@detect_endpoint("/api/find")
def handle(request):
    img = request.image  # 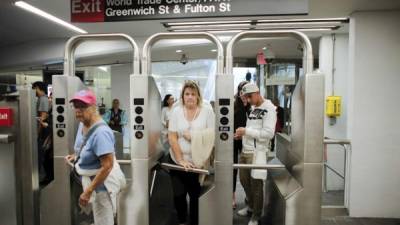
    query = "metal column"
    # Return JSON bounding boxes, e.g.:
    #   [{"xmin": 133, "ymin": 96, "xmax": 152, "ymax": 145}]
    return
[
  {"xmin": 40, "ymin": 33, "xmax": 140, "ymax": 225},
  {"xmin": 0, "ymin": 87, "xmax": 39, "ymax": 225}
]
